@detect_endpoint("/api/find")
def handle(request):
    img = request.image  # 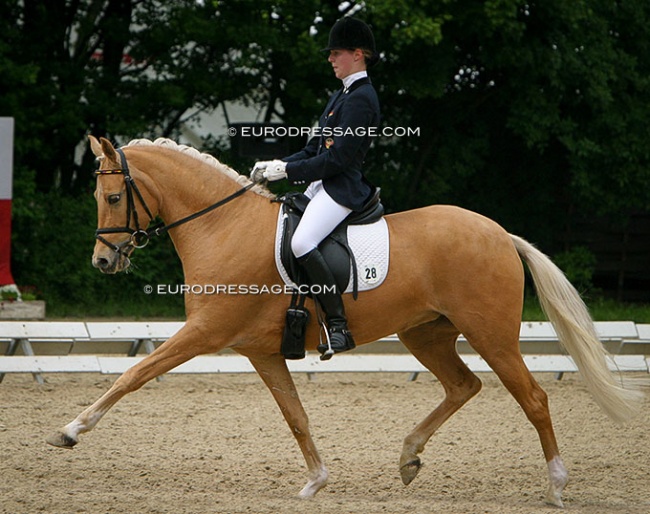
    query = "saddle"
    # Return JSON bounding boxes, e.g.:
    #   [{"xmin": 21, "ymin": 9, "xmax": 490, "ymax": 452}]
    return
[{"xmin": 275, "ymin": 189, "xmax": 384, "ymax": 300}]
